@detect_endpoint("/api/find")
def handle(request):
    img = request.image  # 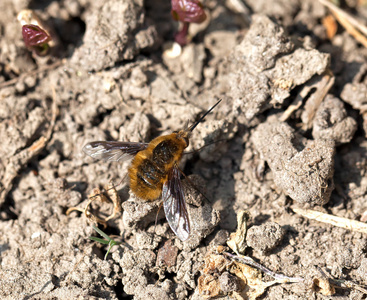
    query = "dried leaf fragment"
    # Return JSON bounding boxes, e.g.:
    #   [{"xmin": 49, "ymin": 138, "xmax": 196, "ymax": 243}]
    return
[
  {"xmin": 229, "ymin": 261, "xmax": 278, "ymax": 300},
  {"xmin": 322, "ymin": 15, "xmax": 338, "ymax": 39},
  {"xmin": 312, "ymin": 277, "xmax": 336, "ymax": 296},
  {"xmin": 202, "ymin": 253, "xmax": 229, "ymax": 274},
  {"xmin": 198, "ymin": 253, "xmax": 231, "ymax": 298},
  {"xmin": 198, "ymin": 274, "xmax": 222, "ymax": 298},
  {"xmin": 227, "ymin": 210, "xmax": 250, "ymax": 254},
  {"xmin": 198, "ymin": 250, "xmax": 280, "ymax": 300}
]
